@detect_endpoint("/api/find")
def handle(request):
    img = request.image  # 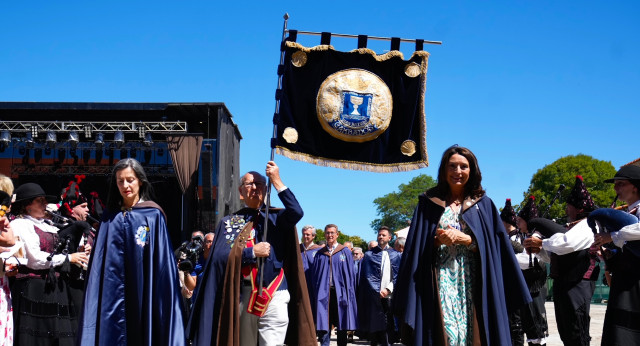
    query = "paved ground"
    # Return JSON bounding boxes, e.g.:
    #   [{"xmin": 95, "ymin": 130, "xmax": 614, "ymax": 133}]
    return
[{"xmin": 328, "ymin": 302, "xmax": 607, "ymax": 345}]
